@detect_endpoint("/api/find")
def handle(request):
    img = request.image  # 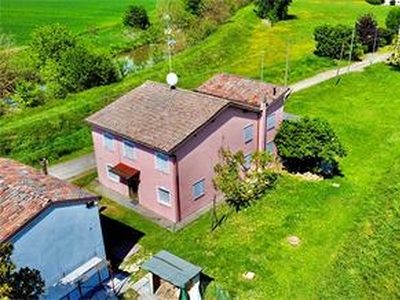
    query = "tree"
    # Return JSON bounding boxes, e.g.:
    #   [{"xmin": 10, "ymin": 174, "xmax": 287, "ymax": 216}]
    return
[
  {"xmin": 0, "ymin": 243, "xmax": 44, "ymax": 299},
  {"xmin": 274, "ymin": 117, "xmax": 346, "ymax": 177},
  {"xmin": 314, "ymin": 24, "xmax": 363, "ymax": 60},
  {"xmin": 386, "ymin": 7, "xmax": 400, "ymax": 36},
  {"xmin": 42, "ymin": 45, "xmax": 120, "ymax": 98},
  {"xmin": 356, "ymin": 13, "xmax": 379, "ymax": 53},
  {"xmin": 0, "ymin": 34, "xmax": 18, "ymax": 99},
  {"xmin": 254, "ymin": 0, "xmax": 292, "ymax": 23},
  {"xmin": 389, "ymin": 34, "xmax": 400, "ymax": 68},
  {"xmin": 123, "ymin": 5, "xmax": 151, "ymax": 30},
  {"xmin": 30, "ymin": 23, "xmax": 76, "ymax": 66},
  {"xmin": 186, "ymin": 0, "xmax": 203, "ymax": 15},
  {"xmin": 213, "ymin": 149, "xmax": 278, "ymax": 211}
]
